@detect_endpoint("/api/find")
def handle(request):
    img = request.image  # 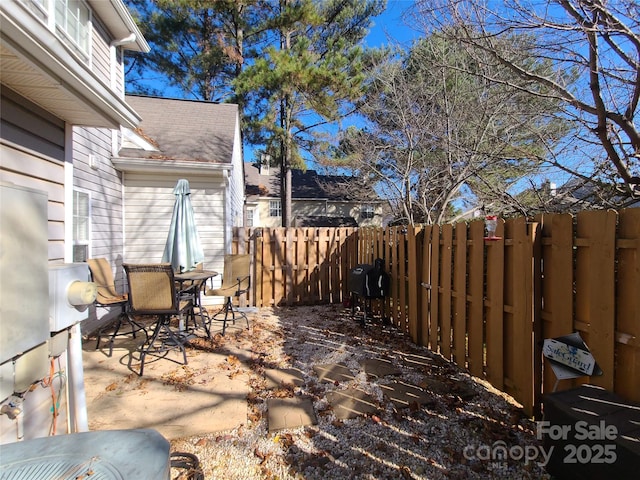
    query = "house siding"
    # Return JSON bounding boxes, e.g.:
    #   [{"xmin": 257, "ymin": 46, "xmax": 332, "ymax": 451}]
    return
[
  {"xmin": 72, "ymin": 127, "xmax": 125, "ymax": 286},
  {"xmin": 1, "ymin": 0, "xmax": 148, "ymax": 446},
  {"xmin": 91, "ymin": 17, "xmax": 112, "ymax": 86},
  {"xmin": 251, "ymin": 197, "xmax": 383, "ymax": 228},
  {"xmin": 72, "ymin": 11, "xmax": 134, "ymax": 330},
  {"xmin": 123, "ymin": 173, "xmax": 226, "ymax": 278}
]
